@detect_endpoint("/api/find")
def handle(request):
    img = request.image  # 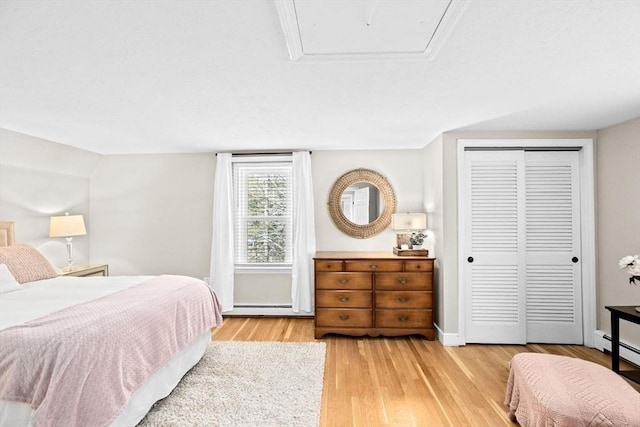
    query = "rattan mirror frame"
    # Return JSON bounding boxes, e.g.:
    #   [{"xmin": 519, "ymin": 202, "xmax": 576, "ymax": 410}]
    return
[{"xmin": 327, "ymin": 168, "xmax": 397, "ymax": 239}]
